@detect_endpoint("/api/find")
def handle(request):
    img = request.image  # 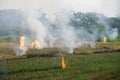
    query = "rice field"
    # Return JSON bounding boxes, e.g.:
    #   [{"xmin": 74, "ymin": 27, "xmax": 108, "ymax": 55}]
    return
[{"xmin": 0, "ymin": 42, "xmax": 120, "ymax": 80}]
